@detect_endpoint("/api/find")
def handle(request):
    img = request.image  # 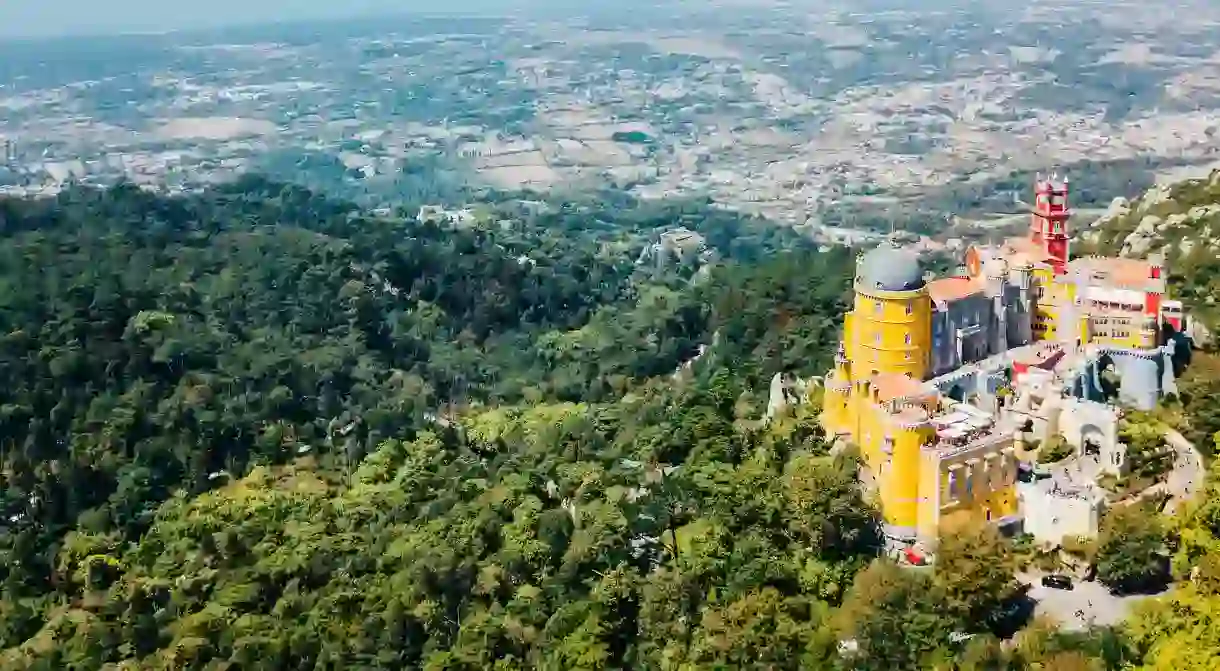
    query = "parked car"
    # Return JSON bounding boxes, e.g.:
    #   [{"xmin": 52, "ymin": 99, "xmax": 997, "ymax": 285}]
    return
[{"xmin": 1041, "ymin": 574, "xmax": 1073, "ymax": 590}]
